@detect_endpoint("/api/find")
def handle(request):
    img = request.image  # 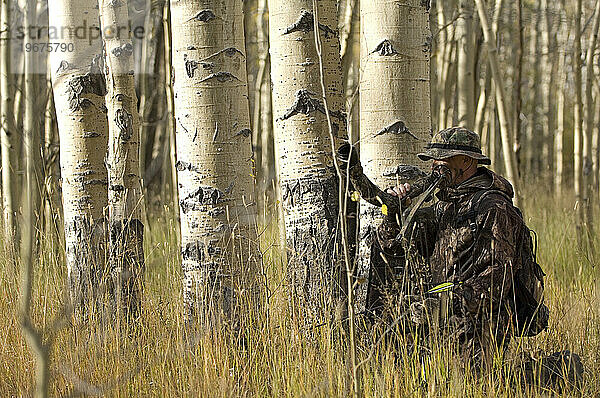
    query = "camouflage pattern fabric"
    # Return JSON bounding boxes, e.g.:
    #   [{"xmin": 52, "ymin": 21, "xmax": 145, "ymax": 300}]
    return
[
  {"xmin": 418, "ymin": 126, "xmax": 491, "ymax": 165},
  {"xmin": 368, "ymin": 167, "xmax": 529, "ymax": 369}
]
